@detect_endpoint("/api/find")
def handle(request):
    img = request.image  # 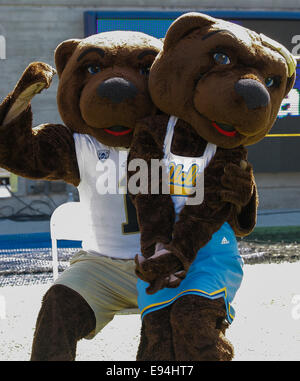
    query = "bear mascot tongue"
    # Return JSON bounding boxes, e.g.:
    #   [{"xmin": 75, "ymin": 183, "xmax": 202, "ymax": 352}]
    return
[
  {"xmin": 127, "ymin": 12, "xmax": 297, "ymax": 361},
  {"xmin": 0, "ymin": 30, "xmax": 162, "ymax": 361}
]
